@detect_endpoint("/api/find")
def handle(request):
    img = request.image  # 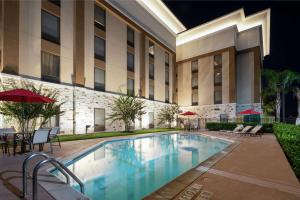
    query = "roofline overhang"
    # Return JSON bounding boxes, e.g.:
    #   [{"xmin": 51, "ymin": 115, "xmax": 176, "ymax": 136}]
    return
[
  {"xmin": 137, "ymin": 0, "xmax": 187, "ymax": 35},
  {"xmin": 176, "ymin": 8, "xmax": 271, "ymax": 56}
]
